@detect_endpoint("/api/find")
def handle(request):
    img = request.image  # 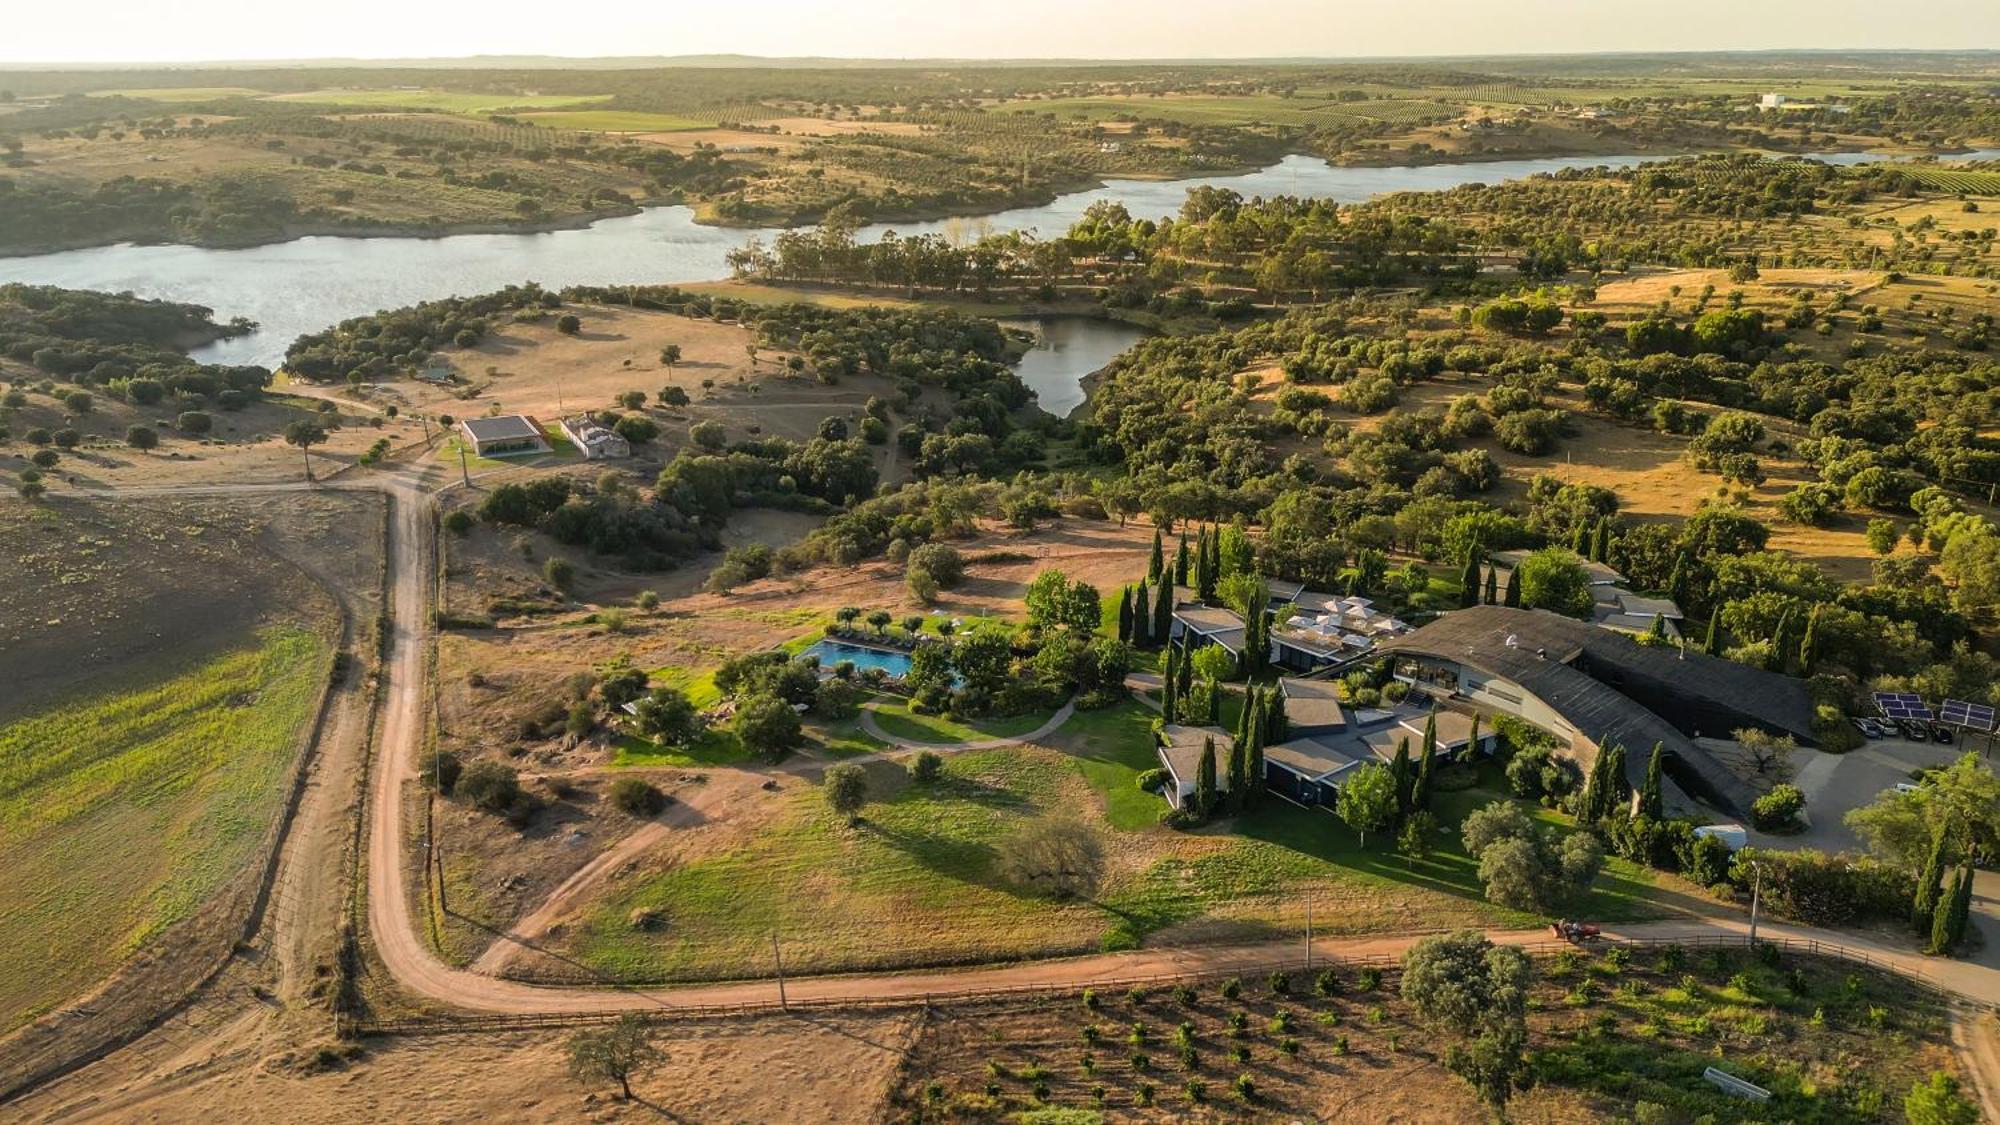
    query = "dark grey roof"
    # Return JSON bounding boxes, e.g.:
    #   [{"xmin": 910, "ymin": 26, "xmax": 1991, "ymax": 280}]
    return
[
  {"xmin": 461, "ymin": 414, "xmax": 542, "ymax": 442},
  {"xmin": 1379, "ymin": 606, "xmax": 1817, "ymax": 816},
  {"xmin": 1279, "ymin": 677, "xmax": 1346, "ymax": 729}
]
